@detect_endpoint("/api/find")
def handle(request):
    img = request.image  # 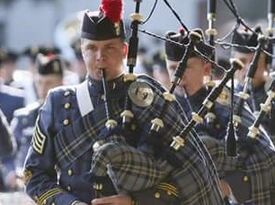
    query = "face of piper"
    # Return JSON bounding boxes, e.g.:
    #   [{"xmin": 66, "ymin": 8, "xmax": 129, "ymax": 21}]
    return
[
  {"xmin": 232, "ymin": 51, "xmax": 268, "ymax": 88},
  {"xmin": 34, "ymin": 73, "xmax": 63, "ymax": 101},
  {"xmin": 166, "ymin": 57, "xmax": 211, "ymax": 96},
  {"xmin": 81, "ymin": 38, "xmax": 128, "ymax": 81}
]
